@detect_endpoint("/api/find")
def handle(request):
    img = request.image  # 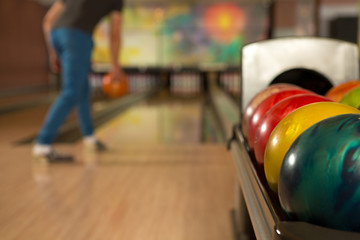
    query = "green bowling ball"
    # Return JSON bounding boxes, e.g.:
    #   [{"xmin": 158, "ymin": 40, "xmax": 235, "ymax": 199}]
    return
[
  {"xmin": 340, "ymin": 86, "xmax": 360, "ymax": 109},
  {"xmin": 279, "ymin": 114, "xmax": 360, "ymax": 232}
]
